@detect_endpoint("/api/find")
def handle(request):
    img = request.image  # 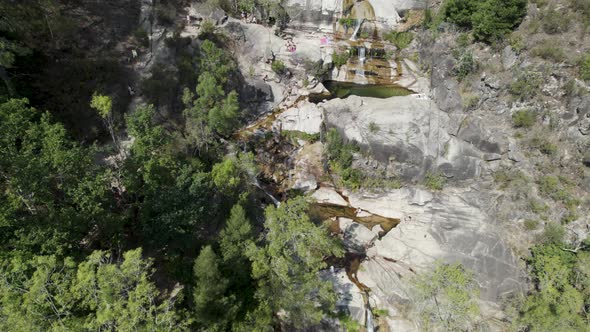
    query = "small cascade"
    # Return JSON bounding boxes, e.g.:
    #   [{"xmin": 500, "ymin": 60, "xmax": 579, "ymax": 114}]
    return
[
  {"xmin": 355, "ymin": 46, "xmax": 366, "ymax": 77},
  {"xmin": 251, "ymin": 179, "xmax": 281, "ymax": 206},
  {"xmin": 349, "ymin": 18, "xmax": 365, "ymax": 41},
  {"xmin": 366, "ymin": 307, "xmax": 375, "ymax": 332},
  {"xmin": 358, "ymin": 46, "xmax": 366, "ymax": 64}
]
